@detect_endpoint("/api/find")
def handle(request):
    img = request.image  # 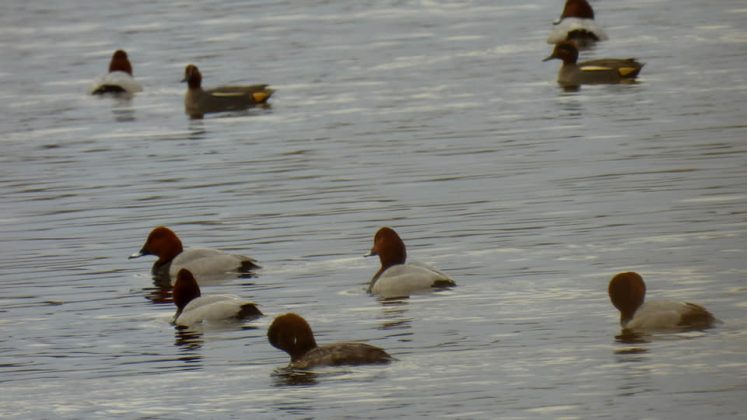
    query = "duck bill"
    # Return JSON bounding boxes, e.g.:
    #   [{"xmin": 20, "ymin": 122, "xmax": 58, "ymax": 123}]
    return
[
  {"xmin": 363, "ymin": 250, "xmax": 377, "ymax": 257},
  {"xmin": 542, "ymin": 55, "xmax": 555, "ymax": 62},
  {"xmin": 129, "ymin": 249, "xmax": 145, "ymax": 259}
]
